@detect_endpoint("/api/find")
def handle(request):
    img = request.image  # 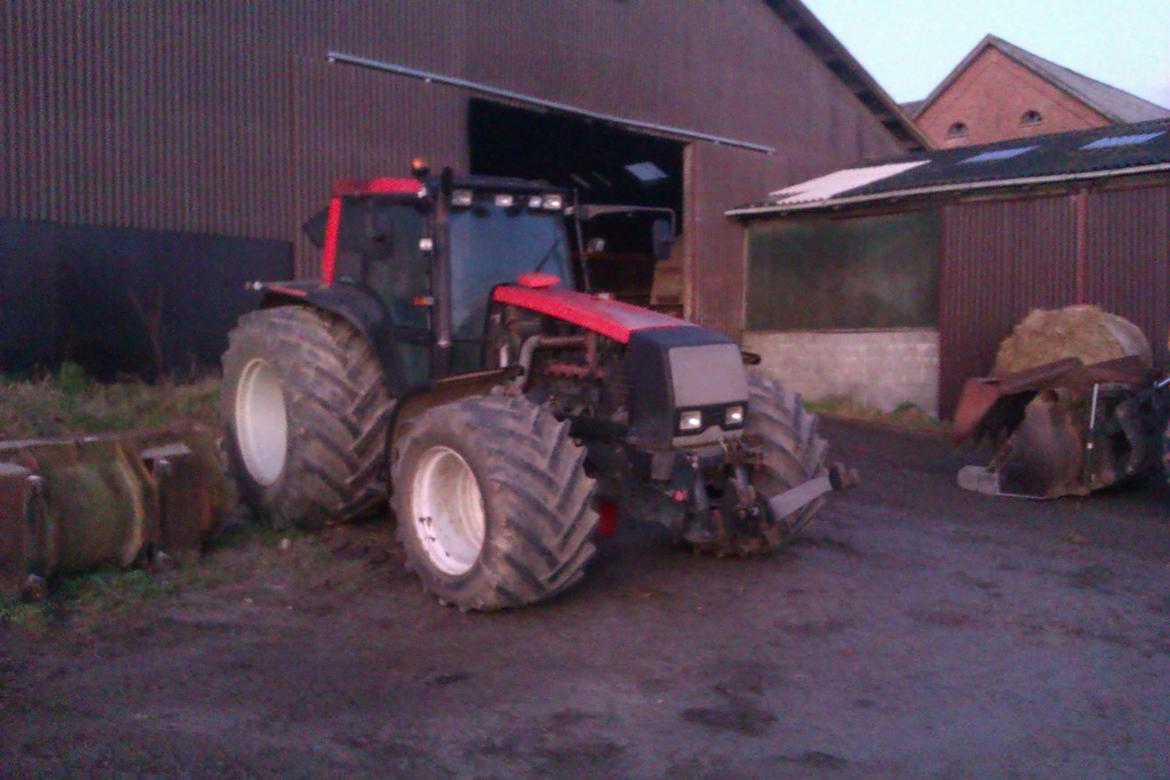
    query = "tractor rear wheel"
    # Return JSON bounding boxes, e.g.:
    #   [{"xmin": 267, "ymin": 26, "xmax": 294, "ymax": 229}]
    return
[
  {"xmin": 391, "ymin": 392, "xmax": 598, "ymax": 611},
  {"xmin": 695, "ymin": 367, "xmax": 828, "ymax": 556},
  {"xmin": 221, "ymin": 306, "xmax": 395, "ymax": 528}
]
